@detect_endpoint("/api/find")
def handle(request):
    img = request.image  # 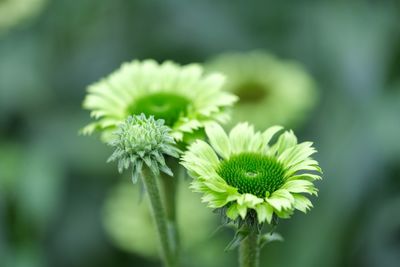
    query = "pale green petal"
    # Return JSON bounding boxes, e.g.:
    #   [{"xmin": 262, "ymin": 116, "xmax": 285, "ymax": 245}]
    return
[
  {"xmin": 237, "ymin": 204, "xmax": 248, "ymax": 219},
  {"xmin": 286, "ymin": 173, "xmax": 322, "ymax": 182},
  {"xmin": 255, "ymin": 203, "xmax": 274, "ymax": 224},
  {"xmin": 286, "ymin": 159, "xmax": 322, "ymax": 176},
  {"xmin": 80, "ymin": 122, "xmax": 98, "ymax": 135},
  {"xmin": 173, "ymin": 64, "xmax": 203, "ymax": 94},
  {"xmin": 205, "ymin": 122, "xmax": 231, "ymax": 159},
  {"xmin": 274, "ymin": 208, "xmax": 294, "ymax": 219},
  {"xmin": 202, "ymin": 192, "xmax": 231, "ymax": 208},
  {"xmin": 229, "ymin": 122, "xmax": 256, "ymax": 154},
  {"xmin": 182, "ymin": 140, "xmax": 219, "ymax": 167},
  {"xmin": 202, "ymin": 180, "xmax": 232, "ymax": 193},
  {"xmin": 236, "ymin": 193, "xmax": 264, "ymax": 208},
  {"xmin": 175, "ymin": 119, "xmax": 202, "ymax": 133},
  {"xmin": 226, "ymin": 203, "xmax": 240, "ymax": 220},
  {"xmin": 230, "ymin": 194, "xmax": 264, "ymax": 219},
  {"xmin": 171, "ymin": 131, "xmax": 183, "ymax": 141},
  {"xmin": 207, "ymin": 92, "xmax": 238, "ymax": 111},
  {"xmin": 281, "ymin": 180, "xmax": 317, "ymax": 195},
  {"xmin": 181, "ymin": 160, "xmax": 218, "ymax": 180},
  {"xmin": 84, "ymin": 94, "xmax": 124, "ymax": 117},
  {"xmin": 266, "ymin": 189, "xmax": 295, "ymax": 212},
  {"xmin": 247, "ymin": 132, "xmax": 266, "ymax": 153},
  {"xmin": 261, "ymin": 125, "xmax": 283, "ymax": 149},
  {"xmin": 278, "ymin": 142, "xmax": 316, "ymax": 168},
  {"xmin": 293, "ymin": 194, "xmax": 313, "ymax": 213},
  {"xmin": 190, "ymin": 180, "xmax": 209, "ymax": 193},
  {"xmin": 268, "ymin": 130, "xmax": 297, "ymax": 156},
  {"xmin": 209, "ymin": 109, "xmax": 232, "ymax": 124}
]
